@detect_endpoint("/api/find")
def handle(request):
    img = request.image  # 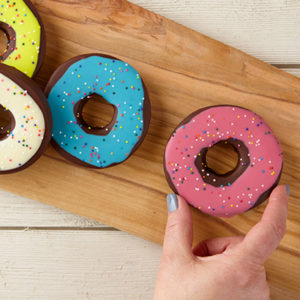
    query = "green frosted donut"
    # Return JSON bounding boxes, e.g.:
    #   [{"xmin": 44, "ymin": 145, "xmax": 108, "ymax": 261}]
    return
[{"xmin": 0, "ymin": 0, "xmax": 45, "ymax": 77}]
